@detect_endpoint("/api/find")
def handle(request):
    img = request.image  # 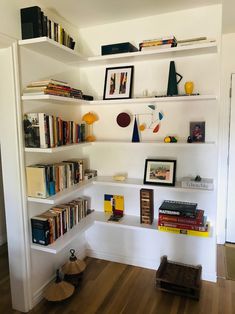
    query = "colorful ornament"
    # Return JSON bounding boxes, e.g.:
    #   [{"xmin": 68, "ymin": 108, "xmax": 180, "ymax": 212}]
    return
[
  {"xmin": 132, "ymin": 116, "xmax": 140, "ymax": 142},
  {"xmin": 116, "ymin": 112, "xmax": 131, "ymax": 128},
  {"xmin": 82, "ymin": 112, "xmax": 98, "ymax": 142},
  {"xmin": 139, "ymin": 123, "xmax": 146, "ymax": 131},
  {"xmin": 153, "ymin": 124, "xmax": 160, "ymax": 133}
]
